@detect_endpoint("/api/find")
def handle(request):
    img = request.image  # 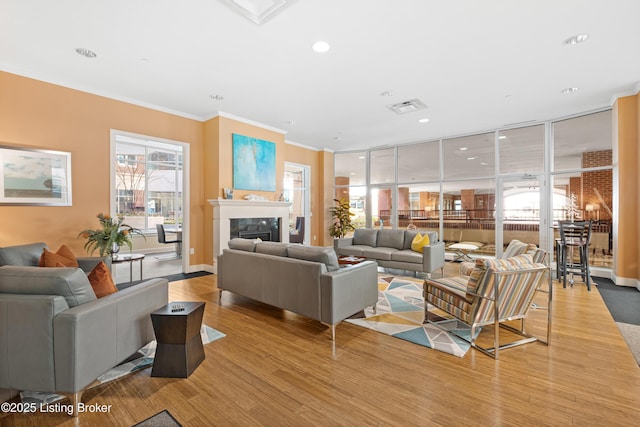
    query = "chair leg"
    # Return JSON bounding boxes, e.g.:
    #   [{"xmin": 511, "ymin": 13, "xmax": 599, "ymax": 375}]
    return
[
  {"xmin": 493, "ymin": 316, "xmax": 500, "ymax": 360},
  {"xmin": 60, "ymin": 390, "xmax": 84, "ymax": 417},
  {"xmin": 555, "ymin": 241, "xmax": 562, "ymax": 280},
  {"xmin": 582, "ymin": 246, "xmax": 591, "ymax": 291},
  {"xmin": 561, "ymin": 246, "xmax": 567, "ymax": 288}
]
